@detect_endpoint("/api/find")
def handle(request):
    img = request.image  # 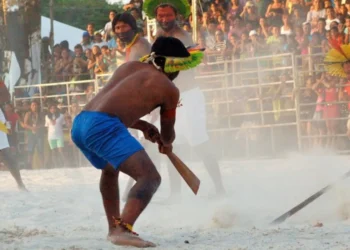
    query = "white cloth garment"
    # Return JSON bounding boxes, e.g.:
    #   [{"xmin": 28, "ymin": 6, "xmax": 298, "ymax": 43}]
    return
[{"xmin": 0, "ymin": 109, "xmax": 9, "ymax": 150}]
